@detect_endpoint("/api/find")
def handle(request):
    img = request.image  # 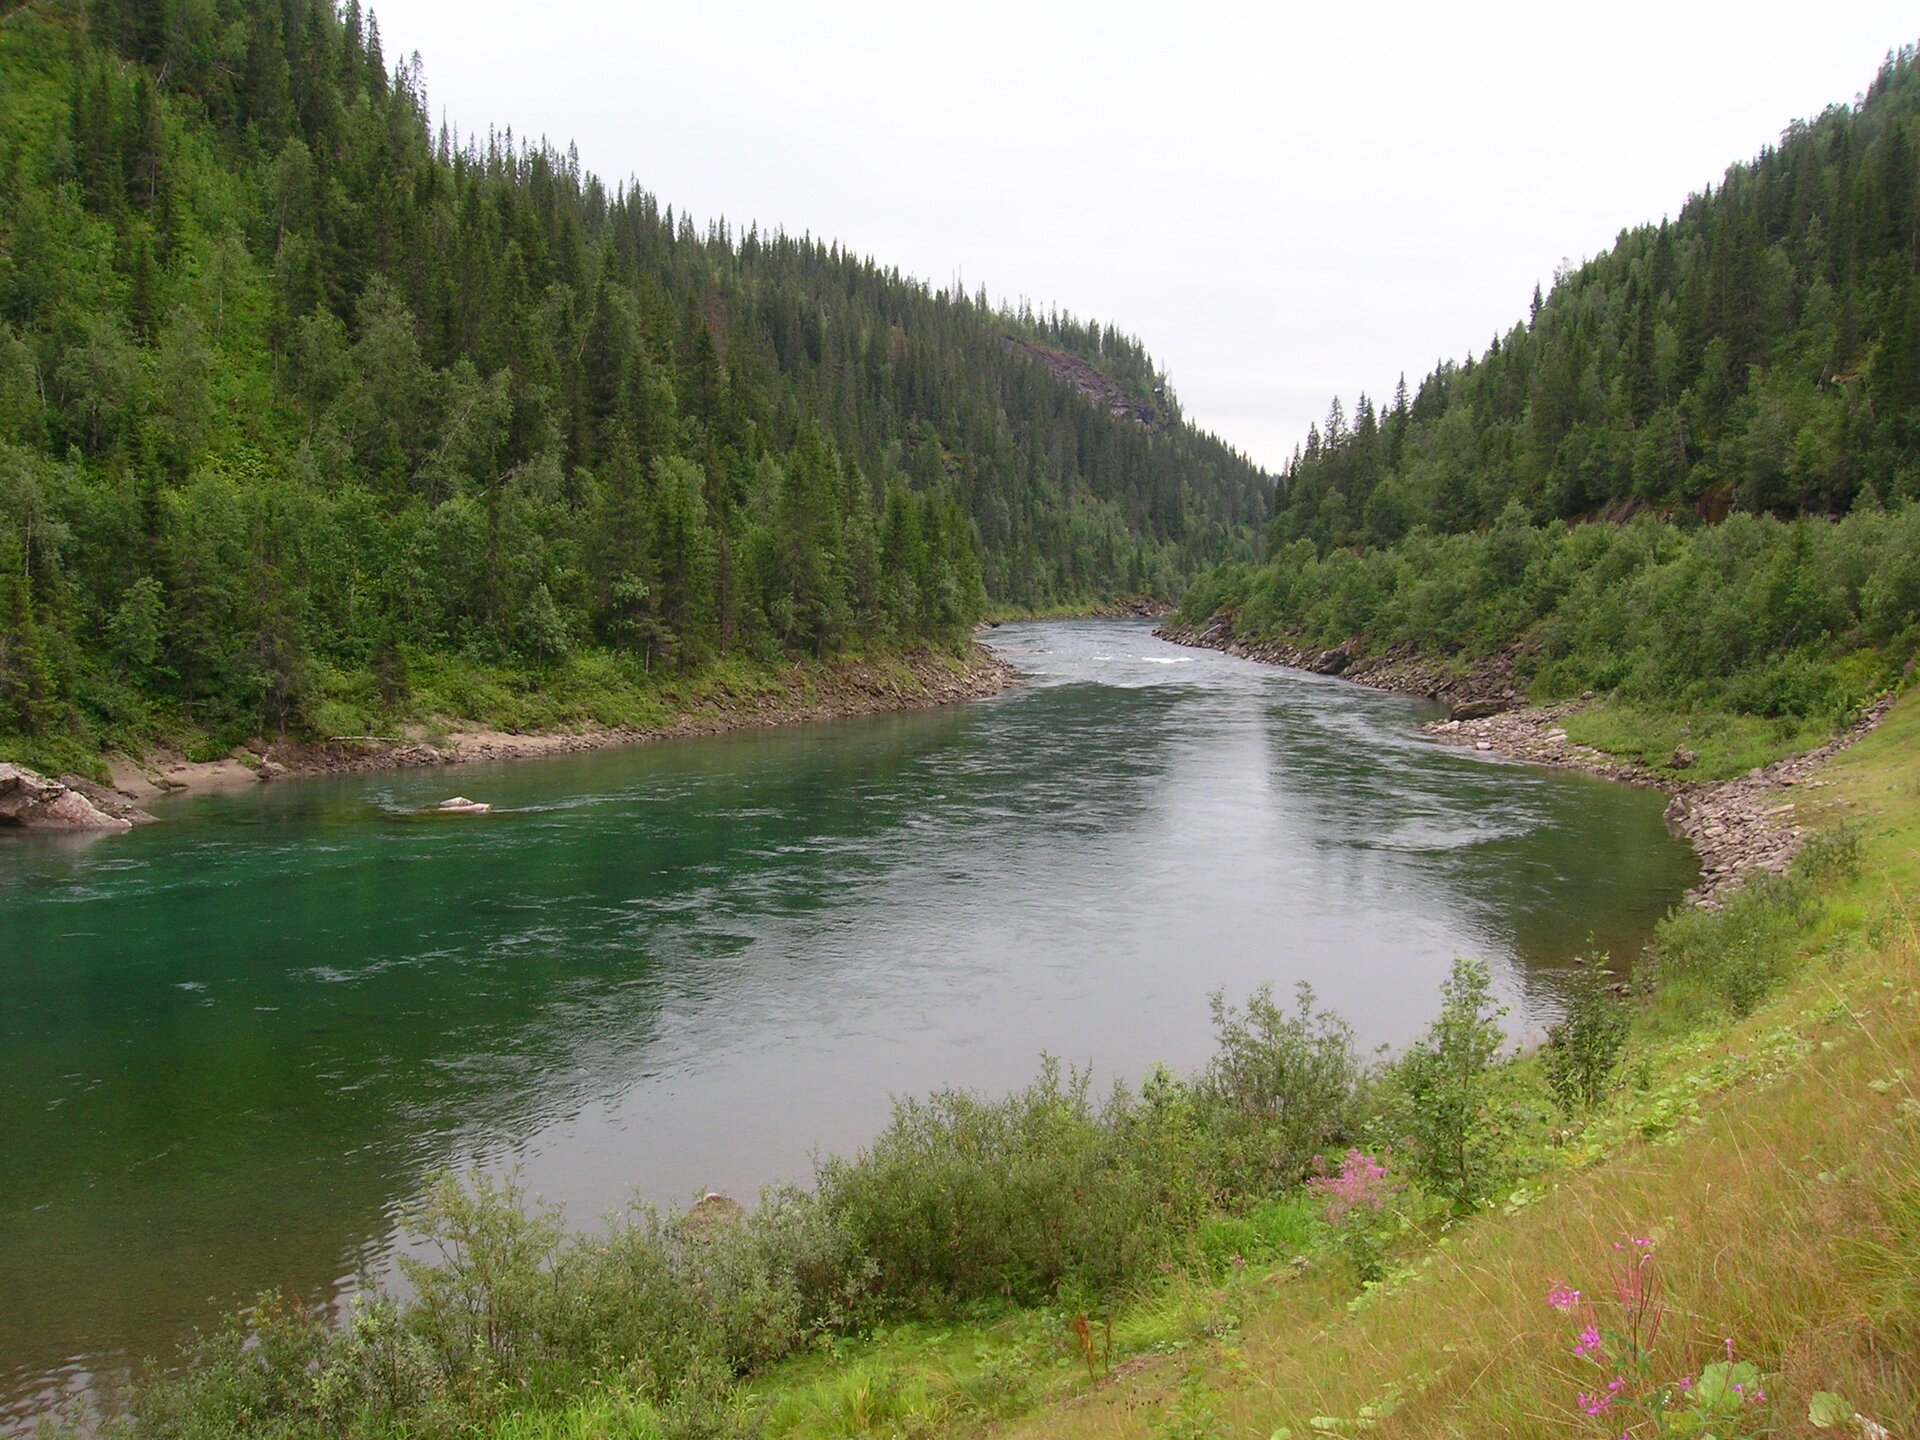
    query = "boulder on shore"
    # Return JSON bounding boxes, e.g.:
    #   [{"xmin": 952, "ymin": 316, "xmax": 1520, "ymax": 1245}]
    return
[
  {"xmin": 1446, "ymin": 696, "xmax": 1514, "ymax": 722},
  {"xmin": 0, "ymin": 763, "xmax": 139, "ymax": 831},
  {"xmin": 680, "ymin": 1191, "xmax": 745, "ymax": 1243}
]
